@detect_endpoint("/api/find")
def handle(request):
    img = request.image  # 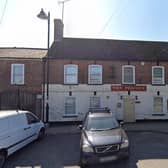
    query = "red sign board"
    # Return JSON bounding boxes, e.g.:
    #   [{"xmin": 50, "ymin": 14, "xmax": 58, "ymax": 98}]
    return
[{"xmin": 111, "ymin": 85, "xmax": 146, "ymax": 91}]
